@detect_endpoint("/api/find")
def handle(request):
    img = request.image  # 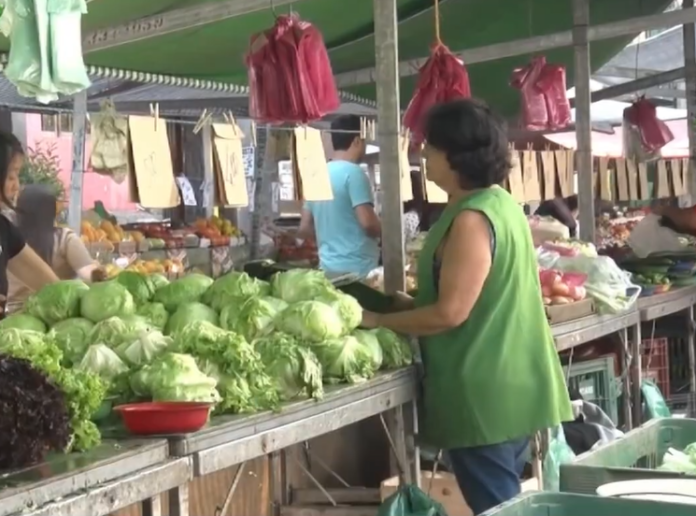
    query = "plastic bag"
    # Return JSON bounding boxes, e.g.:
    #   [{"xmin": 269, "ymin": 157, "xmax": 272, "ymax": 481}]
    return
[
  {"xmin": 90, "ymin": 100, "xmax": 129, "ymax": 183},
  {"xmin": 536, "ymin": 63, "xmax": 571, "ymax": 130},
  {"xmin": 47, "ymin": 0, "xmax": 91, "ymax": 95},
  {"xmin": 510, "ymin": 57, "xmax": 548, "ymax": 131},
  {"xmin": 553, "ymin": 255, "xmax": 641, "ymax": 313},
  {"xmin": 377, "ymin": 484, "xmax": 447, "ymax": 516},
  {"xmin": 543, "ymin": 425, "xmax": 576, "ymax": 491},
  {"xmin": 539, "ymin": 269, "xmax": 587, "ymax": 304},
  {"xmin": 641, "ymin": 379, "xmax": 671, "ymax": 420},
  {"xmin": 623, "ymin": 98, "xmax": 674, "ymax": 161}
]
